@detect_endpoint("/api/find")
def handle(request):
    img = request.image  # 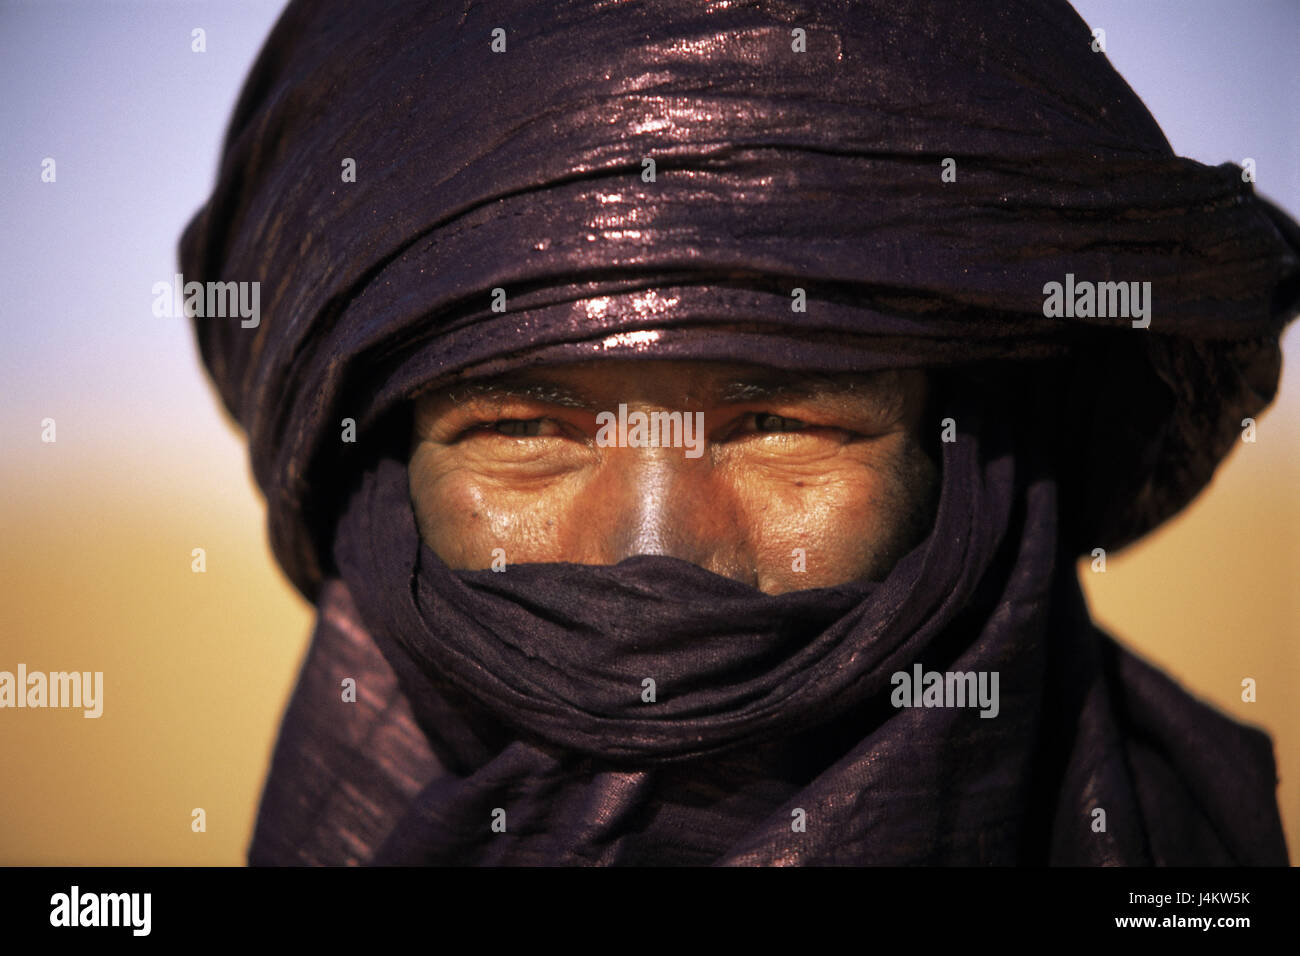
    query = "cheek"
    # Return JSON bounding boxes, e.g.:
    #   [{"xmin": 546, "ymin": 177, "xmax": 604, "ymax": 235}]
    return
[
  {"xmin": 408, "ymin": 443, "xmax": 587, "ymax": 568},
  {"xmin": 724, "ymin": 435, "xmax": 931, "ymax": 590},
  {"xmin": 729, "ymin": 470, "xmax": 880, "ymax": 587},
  {"xmin": 407, "ymin": 428, "xmax": 938, "ymax": 590}
]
